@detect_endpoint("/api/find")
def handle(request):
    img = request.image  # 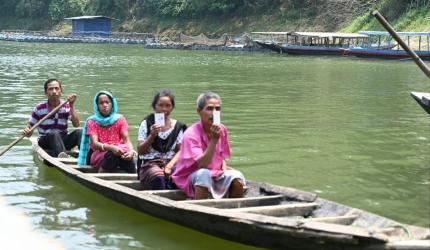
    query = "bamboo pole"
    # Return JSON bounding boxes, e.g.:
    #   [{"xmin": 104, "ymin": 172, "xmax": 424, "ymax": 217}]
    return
[
  {"xmin": 0, "ymin": 101, "xmax": 69, "ymax": 157},
  {"xmin": 372, "ymin": 10, "xmax": 430, "ymax": 79}
]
